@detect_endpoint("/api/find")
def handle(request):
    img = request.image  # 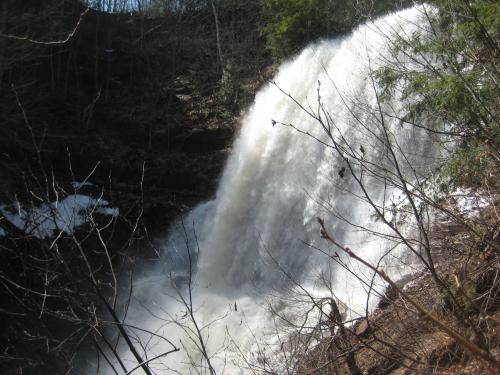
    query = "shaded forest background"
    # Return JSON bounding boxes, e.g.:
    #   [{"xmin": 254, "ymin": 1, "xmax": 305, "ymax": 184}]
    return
[{"xmin": 0, "ymin": 0, "xmax": 402, "ymax": 228}]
